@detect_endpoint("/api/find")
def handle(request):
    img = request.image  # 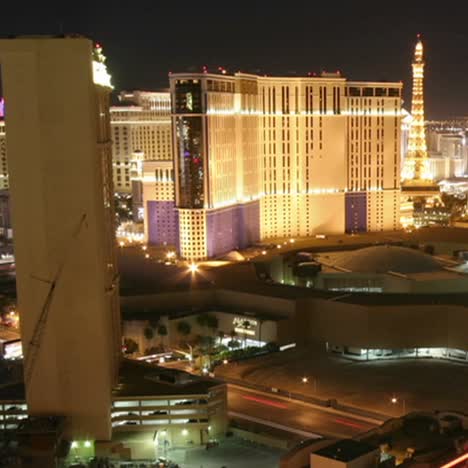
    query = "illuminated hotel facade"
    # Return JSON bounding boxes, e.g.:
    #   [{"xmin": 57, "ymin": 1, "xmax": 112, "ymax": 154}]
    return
[
  {"xmin": 161, "ymin": 72, "xmax": 402, "ymax": 260},
  {"xmin": 110, "ymin": 91, "xmax": 172, "ymax": 194}
]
